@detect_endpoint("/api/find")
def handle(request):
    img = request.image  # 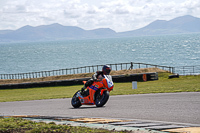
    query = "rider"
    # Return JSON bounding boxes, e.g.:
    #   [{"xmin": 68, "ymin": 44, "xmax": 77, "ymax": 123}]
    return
[{"xmin": 81, "ymin": 65, "xmax": 112, "ymax": 96}]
